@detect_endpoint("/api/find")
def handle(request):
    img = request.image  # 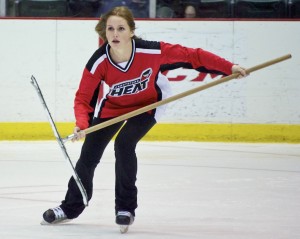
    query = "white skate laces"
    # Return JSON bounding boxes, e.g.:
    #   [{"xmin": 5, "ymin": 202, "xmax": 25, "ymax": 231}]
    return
[
  {"xmin": 52, "ymin": 207, "xmax": 67, "ymax": 220},
  {"xmin": 117, "ymin": 211, "xmax": 132, "ymax": 218}
]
